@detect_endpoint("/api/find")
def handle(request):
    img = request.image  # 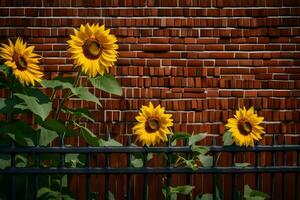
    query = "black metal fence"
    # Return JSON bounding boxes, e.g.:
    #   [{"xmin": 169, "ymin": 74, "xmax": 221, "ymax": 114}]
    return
[{"xmin": 0, "ymin": 135, "xmax": 299, "ymax": 200}]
